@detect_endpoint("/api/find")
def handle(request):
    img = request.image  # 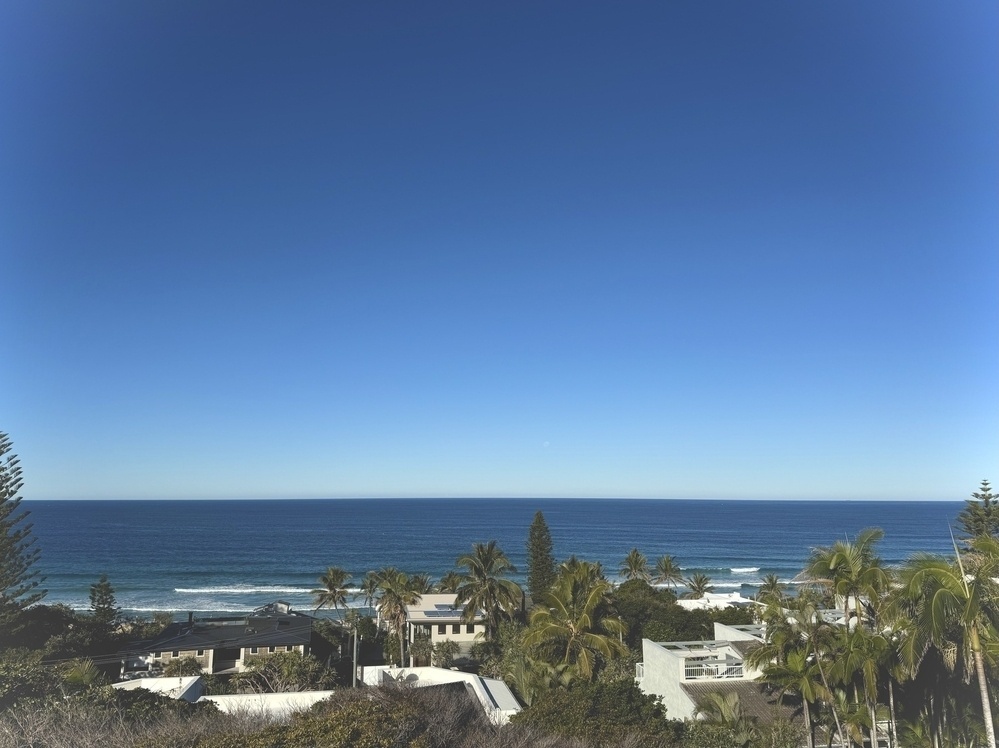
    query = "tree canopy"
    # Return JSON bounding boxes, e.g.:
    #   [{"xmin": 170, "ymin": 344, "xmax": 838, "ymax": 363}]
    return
[
  {"xmin": 455, "ymin": 540, "xmax": 522, "ymax": 641},
  {"xmin": 957, "ymin": 479, "xmax": 999, "ymax": 540},
  {"xmin": 526, "ymin": 511, "xmax": 556, "ymax": 603},
  {"xmin": 0, "ymin": 433, "xmax": 46, "ymax": 636}
]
